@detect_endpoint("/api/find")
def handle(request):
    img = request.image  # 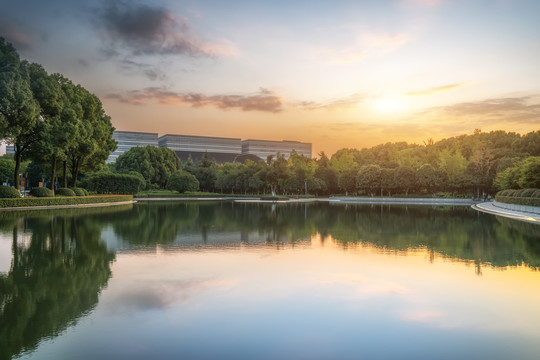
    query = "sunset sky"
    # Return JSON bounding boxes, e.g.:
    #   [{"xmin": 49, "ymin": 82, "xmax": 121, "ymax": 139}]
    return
[{"xmin": 1, "ymin": 0, "xmax": 539, "ymax": 156}]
